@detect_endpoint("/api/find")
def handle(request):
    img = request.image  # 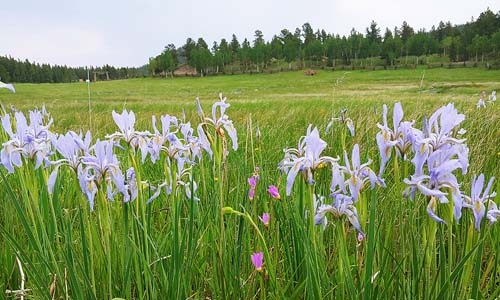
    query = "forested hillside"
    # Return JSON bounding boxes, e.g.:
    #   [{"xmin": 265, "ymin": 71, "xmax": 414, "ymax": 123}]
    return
[
  {"xmin": 149, "ymin": 8, "xmax": 500, "ymax": 75},
  {"xmin": 1, "ymin": 8, "xmax": 499, "ymax": 82}
]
